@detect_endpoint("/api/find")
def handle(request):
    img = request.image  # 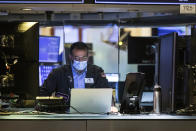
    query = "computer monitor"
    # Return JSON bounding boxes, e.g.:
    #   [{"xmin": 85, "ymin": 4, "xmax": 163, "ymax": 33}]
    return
[
  {"xmin": 128, "ymin": 36, "xmax": 159, "ymax": 64},
  {"xmin": 105, "ymin": 73, "xmax": 119, "ymax": 102},
  {"xmin": 105, "ymin": 73, "xmax": 119, "ymax": 82},
  {"xmin": 39, "ymin": 36, "xmax": 60, "ymax": 63},
  {"xmin": 39, "ymin": 65, "xmax": 60, "ymax": 86},
  {"xmin": 158, "ymin": 26, "xmax": 191, "ymax": 36},
  {"xmin": 138, "ymin": 65, "xmax": 155, "ymax": 89},
  {"xmin": 70, "ymin": 88, "xmax": 113, "ymax": 114}
]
